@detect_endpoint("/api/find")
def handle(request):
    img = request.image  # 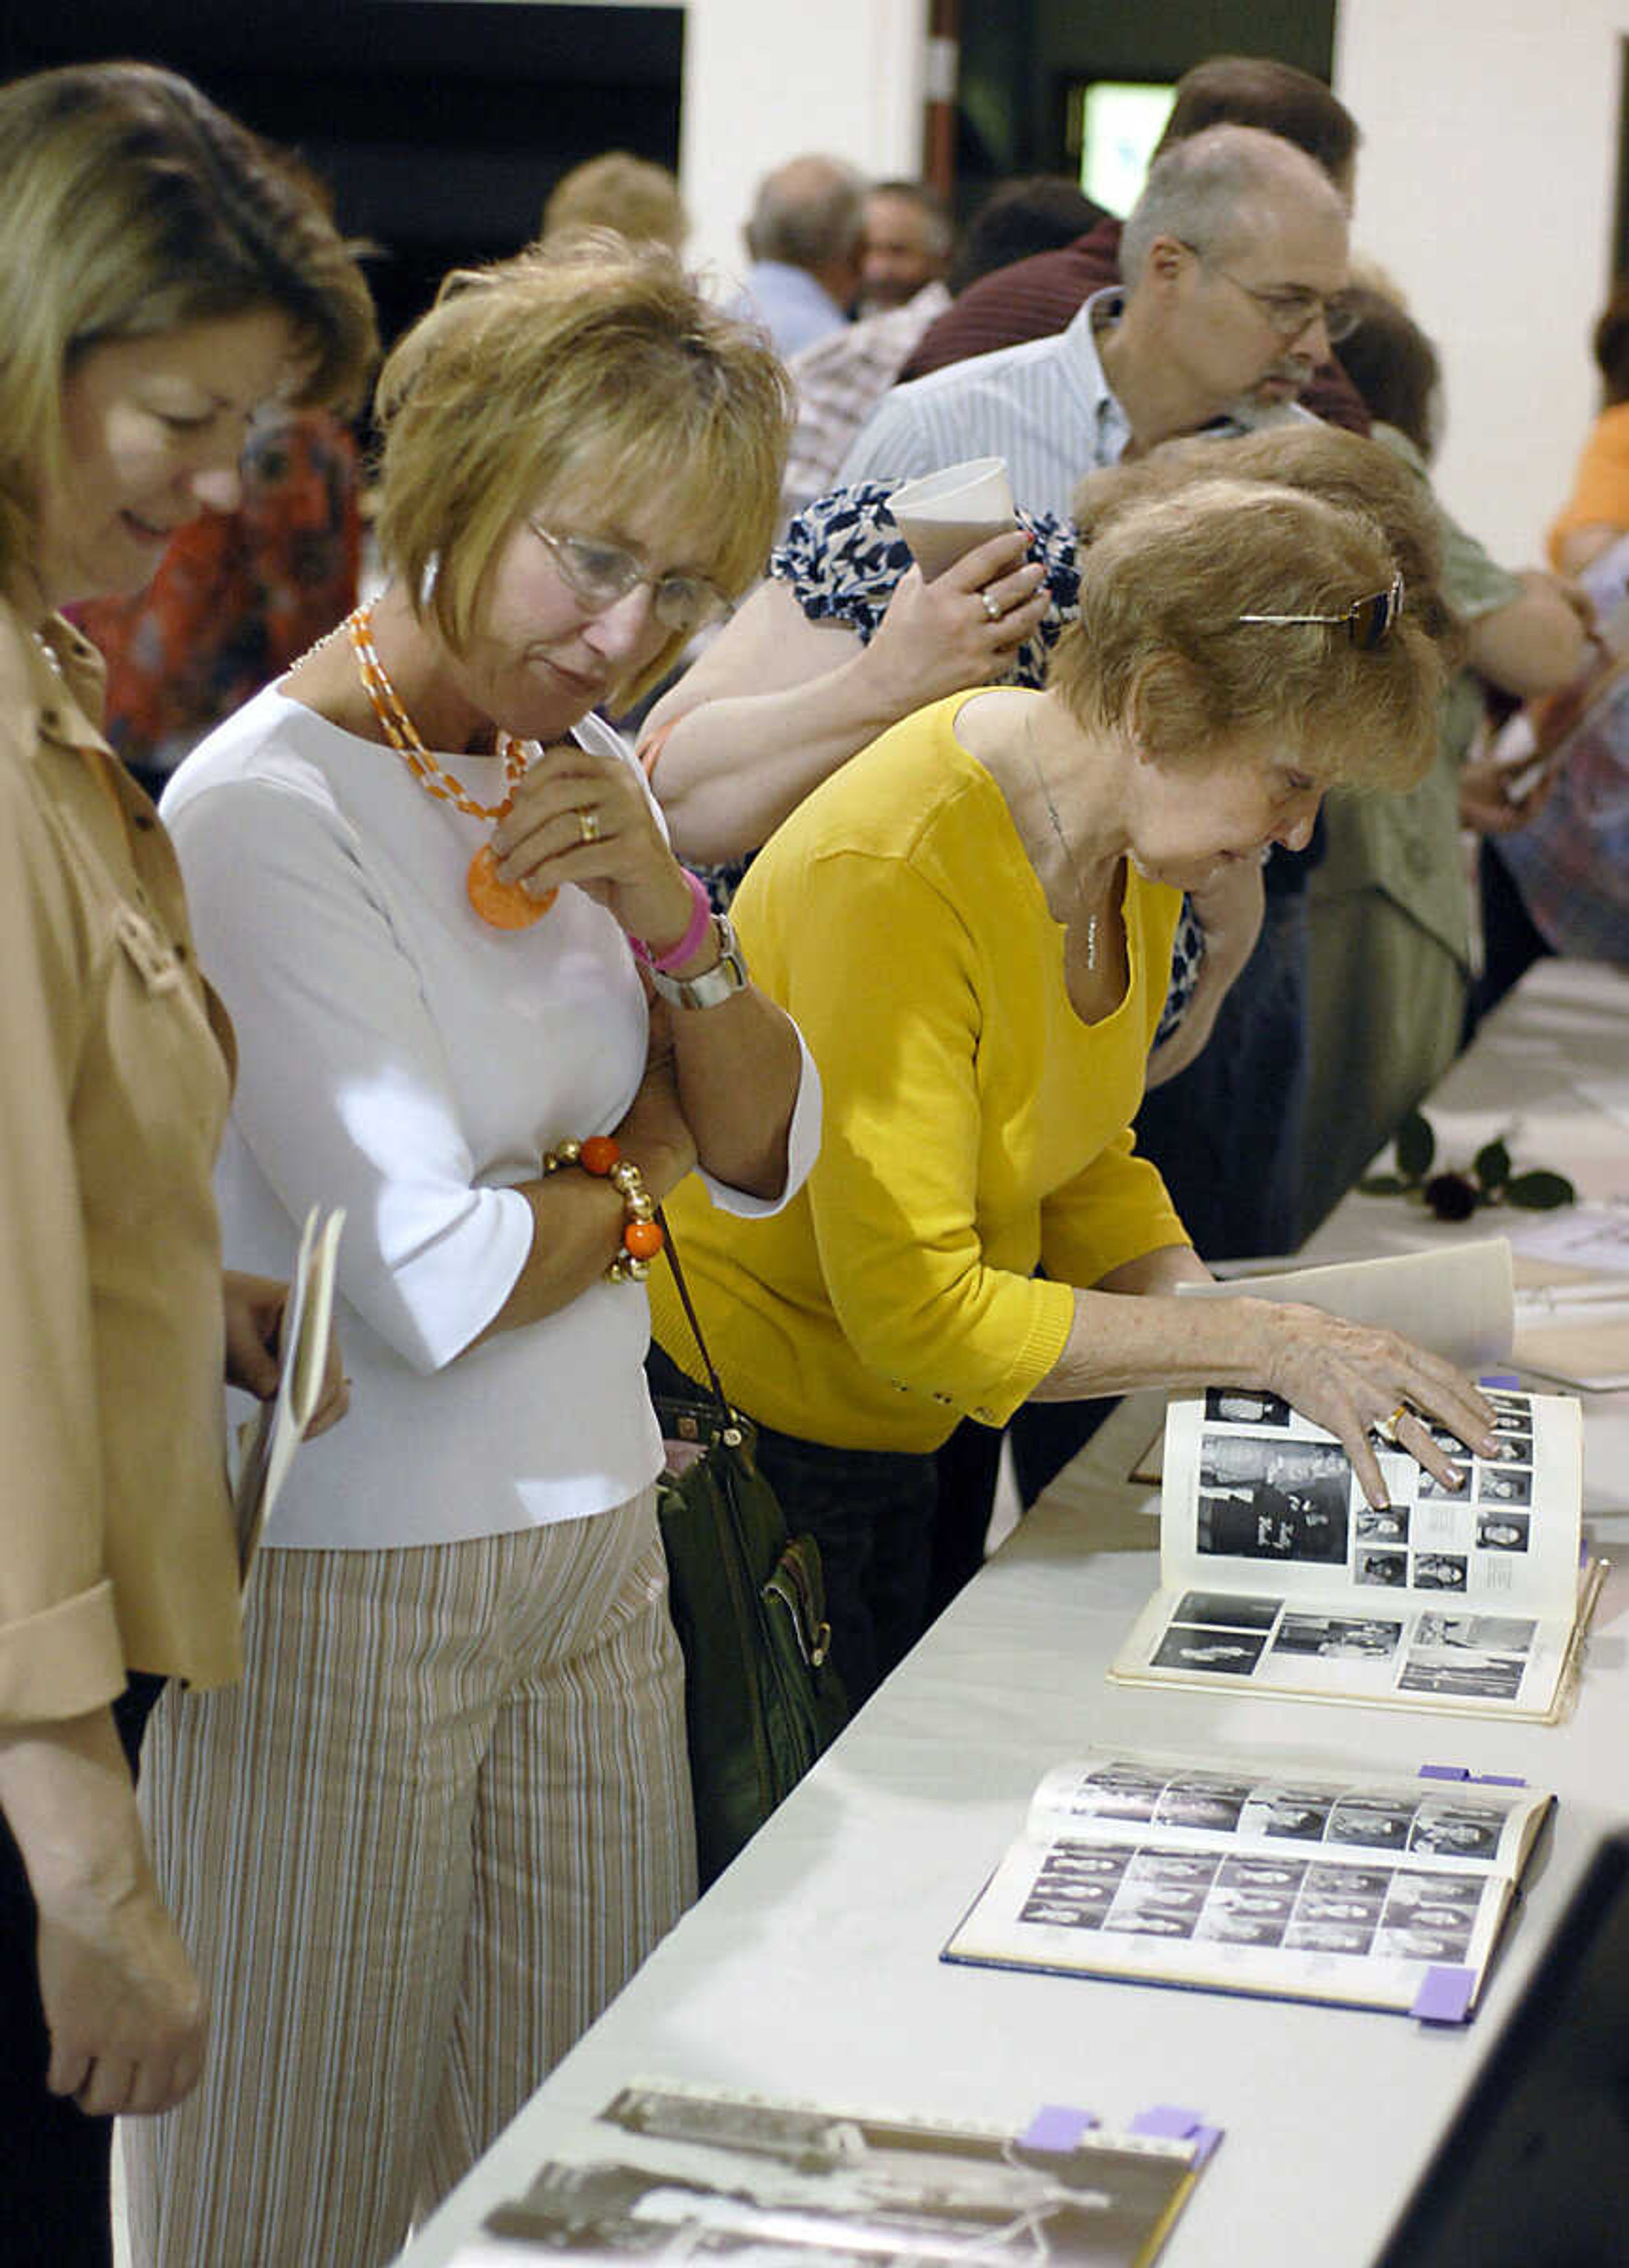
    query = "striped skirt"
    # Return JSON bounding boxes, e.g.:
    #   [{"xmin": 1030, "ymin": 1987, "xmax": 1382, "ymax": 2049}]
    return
[{"xmin": 125, "ymin": 1487, "xmax": 693, "ymax": 2268}]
